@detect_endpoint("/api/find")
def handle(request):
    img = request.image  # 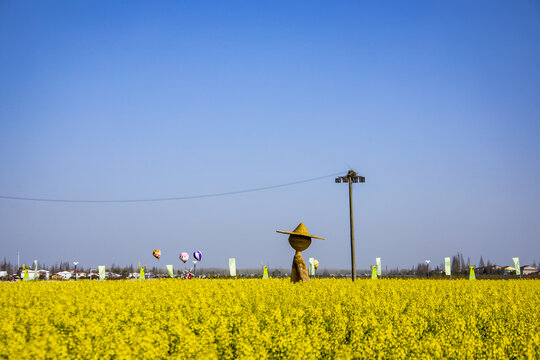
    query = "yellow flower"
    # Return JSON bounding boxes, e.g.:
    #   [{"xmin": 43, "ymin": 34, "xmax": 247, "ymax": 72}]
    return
[{"xmin": 0, "ymin": 278, "xmax": 538, "ymax": 359}]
